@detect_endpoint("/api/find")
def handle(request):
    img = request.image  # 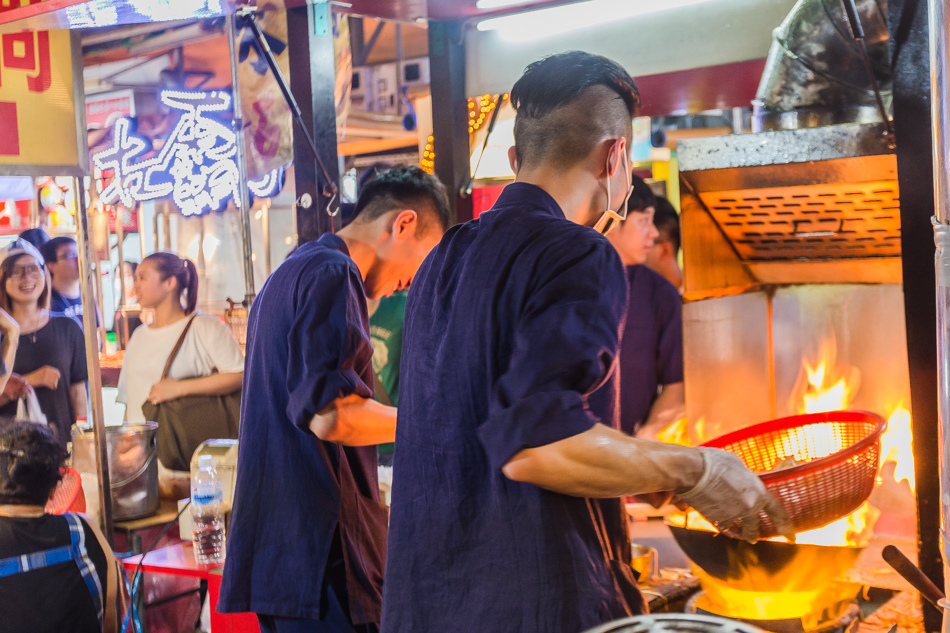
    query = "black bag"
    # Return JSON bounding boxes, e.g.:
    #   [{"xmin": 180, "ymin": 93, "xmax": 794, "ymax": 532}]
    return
[{"xmin": 141, "ymin": 316, "xmax": 241, "ymax": 471}]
